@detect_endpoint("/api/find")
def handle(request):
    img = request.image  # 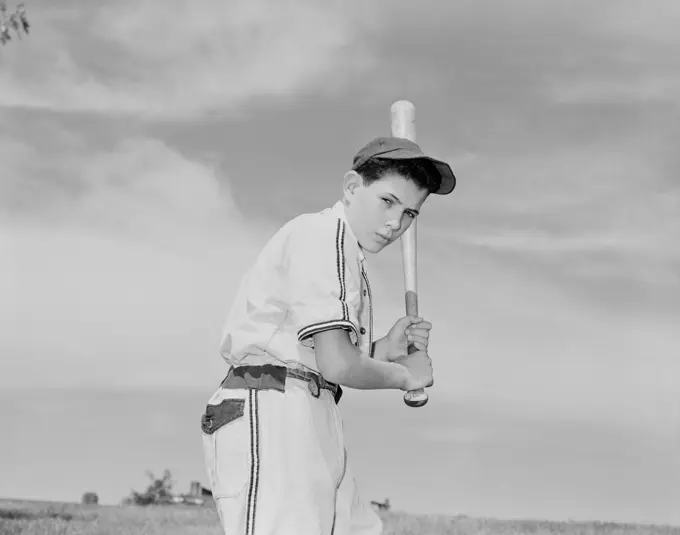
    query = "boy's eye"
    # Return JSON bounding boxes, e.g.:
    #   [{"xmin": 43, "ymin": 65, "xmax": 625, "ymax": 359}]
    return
[
  {"xmin": 406, "ymin": 211, "xmax": 415, "ymax": 219},
  {"xmin": 382, "ymin": 197, "xmax": 392, "ymax": 205}
]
